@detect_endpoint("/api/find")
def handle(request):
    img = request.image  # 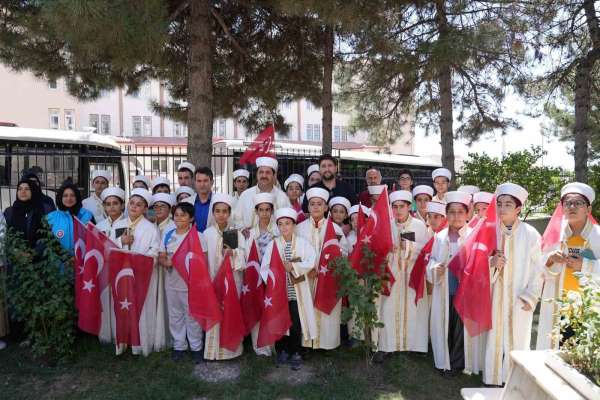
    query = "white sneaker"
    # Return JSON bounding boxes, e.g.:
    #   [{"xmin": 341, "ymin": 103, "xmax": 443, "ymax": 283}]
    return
[{"xmin": 0, "ymin": 340, "xmax": 6, "ymax": 350}]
